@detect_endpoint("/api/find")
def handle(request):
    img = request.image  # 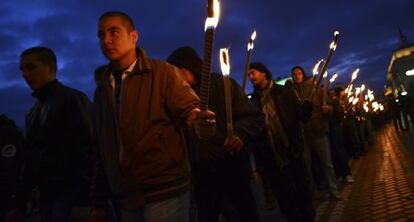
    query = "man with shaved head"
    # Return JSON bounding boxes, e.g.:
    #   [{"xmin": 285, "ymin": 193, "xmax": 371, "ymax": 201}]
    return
[{"xmin": 90, "ymin": 11, "xmax": 216, "ymax": 222}]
